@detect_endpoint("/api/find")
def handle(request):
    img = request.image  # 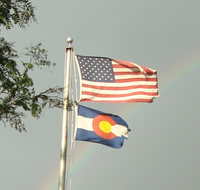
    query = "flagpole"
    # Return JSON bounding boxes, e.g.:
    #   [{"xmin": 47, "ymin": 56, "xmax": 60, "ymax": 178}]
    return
[{"xmin": 58, "ymin": 37, "xmax": 73, "ymax": 190}]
